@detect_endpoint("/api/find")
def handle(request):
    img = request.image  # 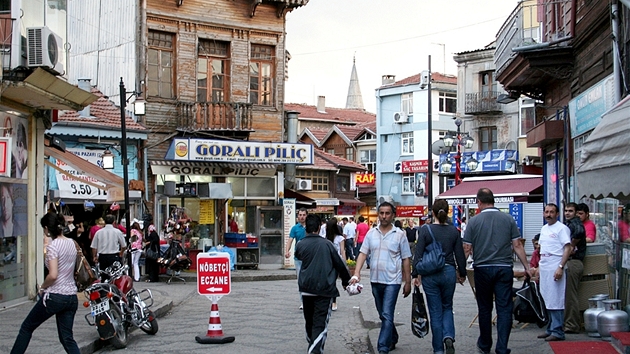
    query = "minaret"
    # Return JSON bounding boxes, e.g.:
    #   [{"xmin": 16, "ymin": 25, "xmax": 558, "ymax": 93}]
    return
[{"xmin": 345, "ymin": 56, "xmax": 364, "ymax": 110}]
